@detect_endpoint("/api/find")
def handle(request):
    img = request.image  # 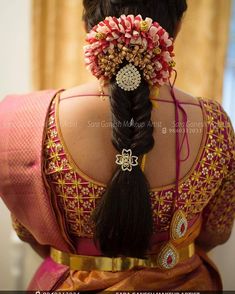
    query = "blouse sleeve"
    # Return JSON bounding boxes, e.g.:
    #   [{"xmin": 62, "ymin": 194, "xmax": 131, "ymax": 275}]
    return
[{"xmin": 202, "ymin": 103, "xmax": 235, "ymax": 237}]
